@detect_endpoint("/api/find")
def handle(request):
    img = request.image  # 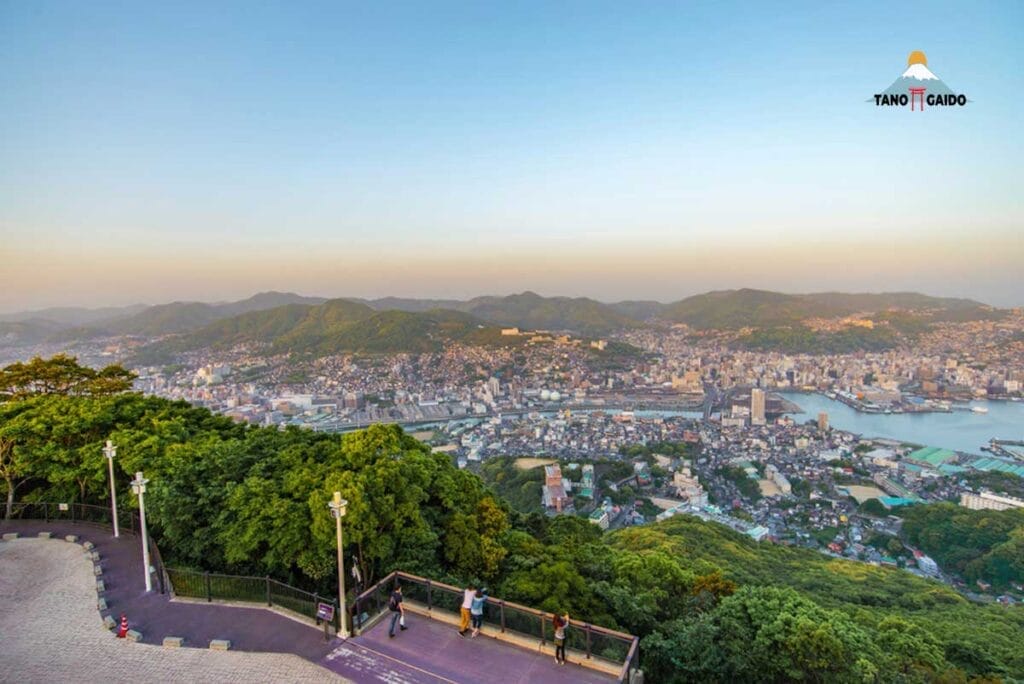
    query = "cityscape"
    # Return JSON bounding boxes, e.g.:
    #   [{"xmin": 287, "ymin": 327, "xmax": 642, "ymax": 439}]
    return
[
  {"xmin": 3, "ymin": 291, "xmax": 1023, "ymax": 588},
  {"xmin": 2, "ymin": 1, "xmax": 1023, "ymax": 683}
]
